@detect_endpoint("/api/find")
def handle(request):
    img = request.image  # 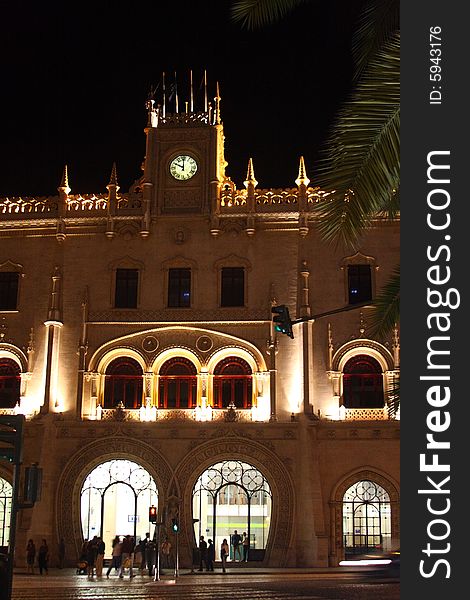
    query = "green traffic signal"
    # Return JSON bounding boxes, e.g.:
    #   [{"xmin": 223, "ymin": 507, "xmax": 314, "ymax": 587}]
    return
[{"xmin": 271, "ymin": 304, "xmax": 294, "ymax": 339}]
